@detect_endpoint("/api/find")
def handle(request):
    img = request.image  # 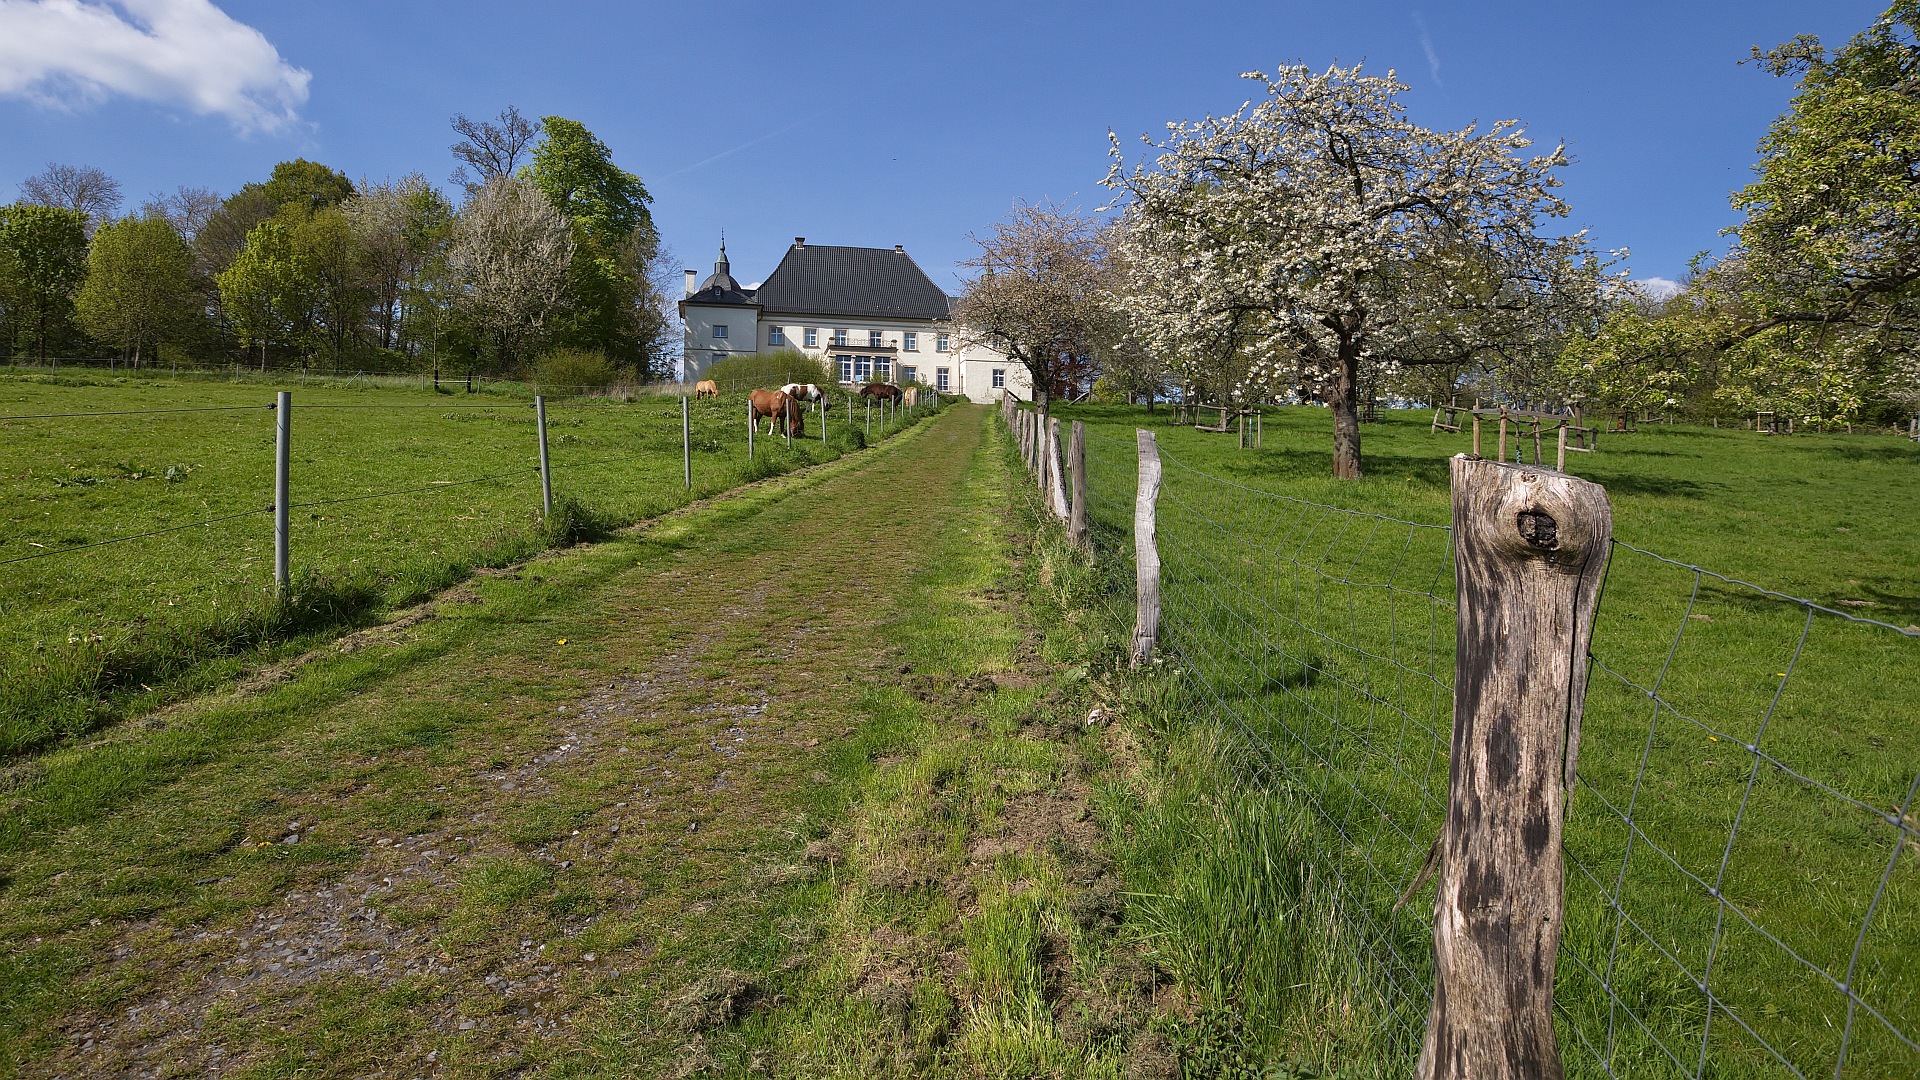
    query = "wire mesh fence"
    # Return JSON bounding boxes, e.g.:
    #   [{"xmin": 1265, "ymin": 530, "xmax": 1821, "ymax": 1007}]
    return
[{"xmin": 1010, "ymin": 401, "xmax": 1919, "ymax": 1078}]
